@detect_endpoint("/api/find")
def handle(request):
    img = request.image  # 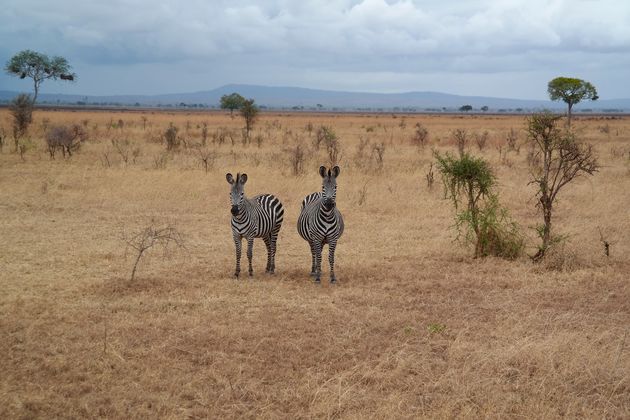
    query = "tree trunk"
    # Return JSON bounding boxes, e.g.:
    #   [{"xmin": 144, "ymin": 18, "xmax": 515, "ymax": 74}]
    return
[{"xmin": 567, "ymin": 103, "xmax": 573, "ymax": 128}]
